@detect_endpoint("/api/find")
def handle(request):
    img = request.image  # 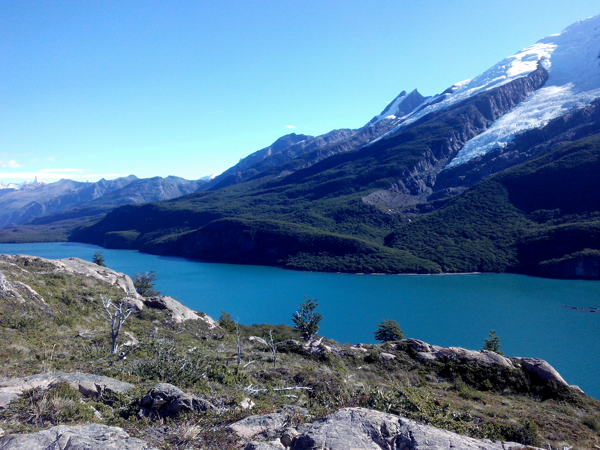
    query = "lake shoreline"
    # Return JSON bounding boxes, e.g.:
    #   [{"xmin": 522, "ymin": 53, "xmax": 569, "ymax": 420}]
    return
[{"xmin": 0, "ymin": 241, "xmax": 598, "ymax": 399}]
